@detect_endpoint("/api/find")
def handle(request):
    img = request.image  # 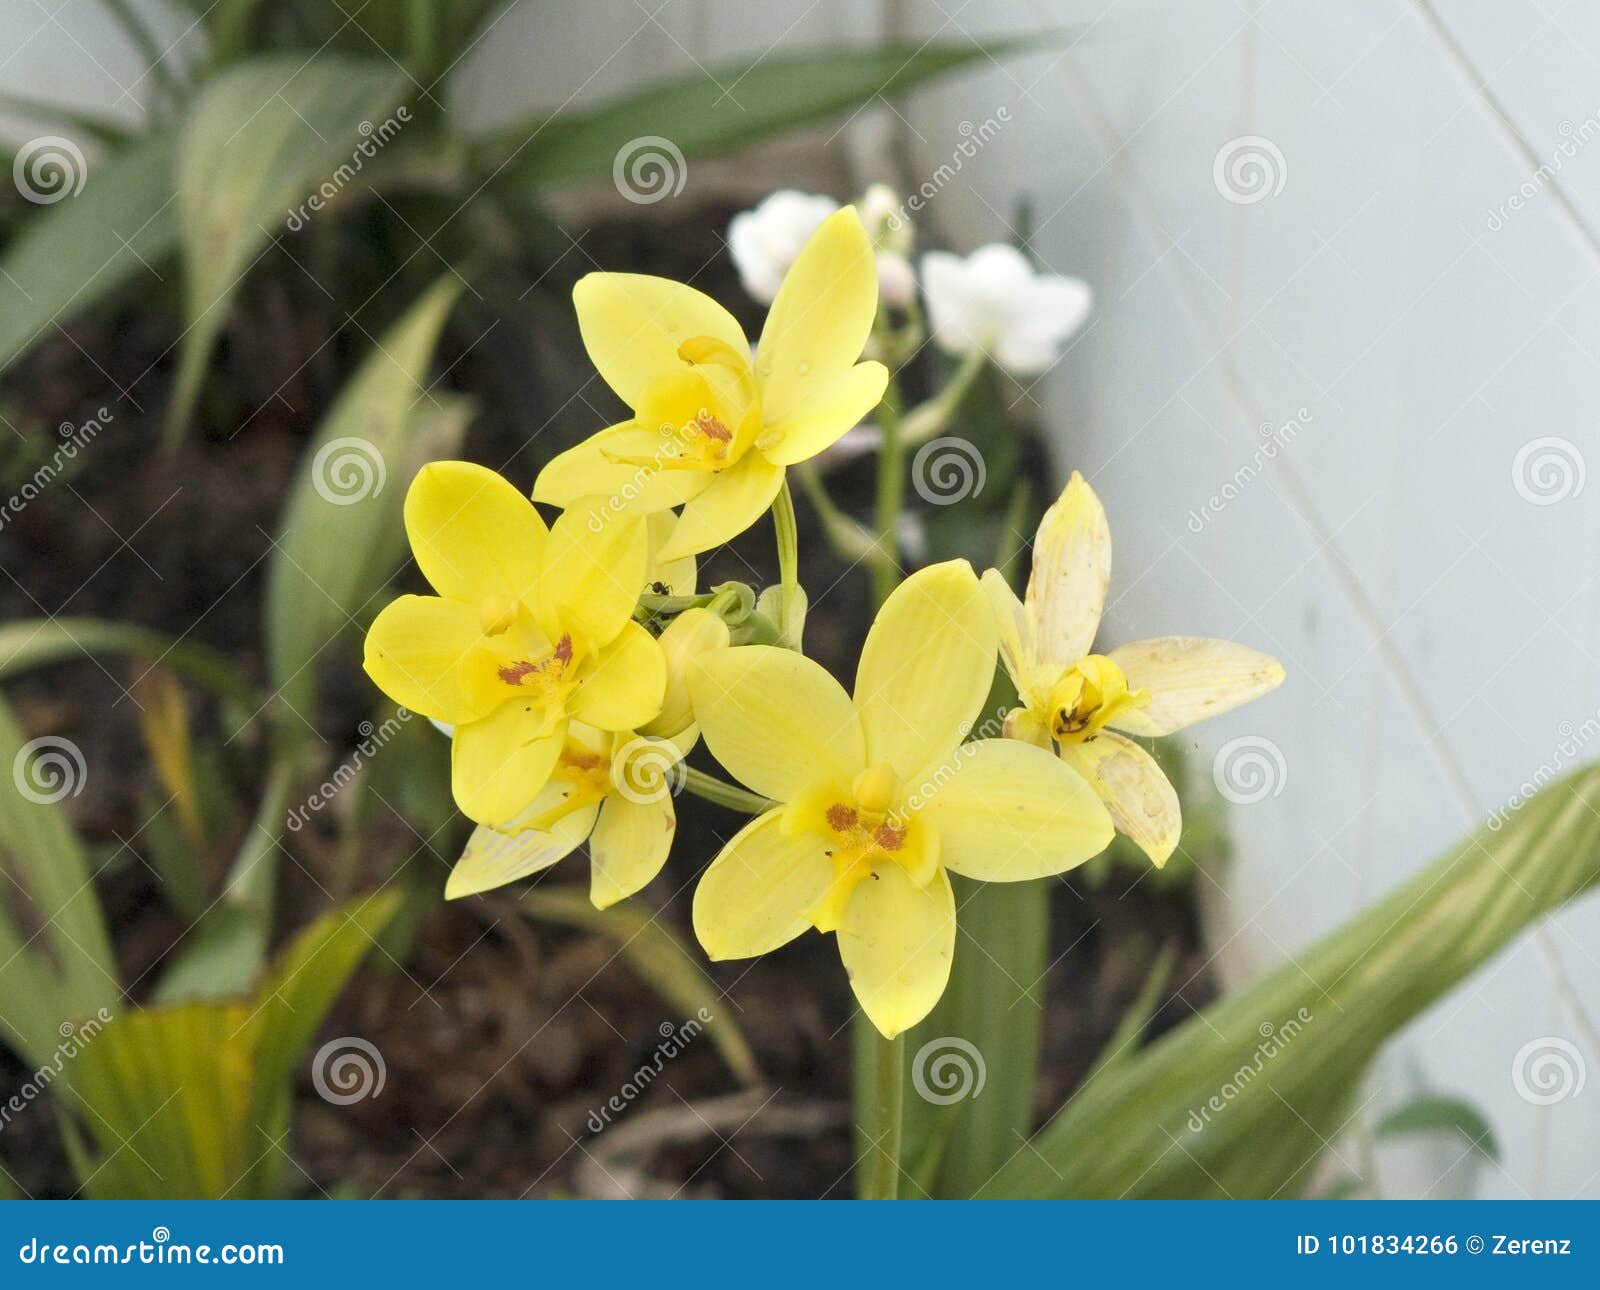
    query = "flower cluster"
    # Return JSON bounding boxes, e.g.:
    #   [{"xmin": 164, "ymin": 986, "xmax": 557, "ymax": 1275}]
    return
[{"xmin": 363, "ymin": 201, "xmax": 1283, "ymax": 1037}]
